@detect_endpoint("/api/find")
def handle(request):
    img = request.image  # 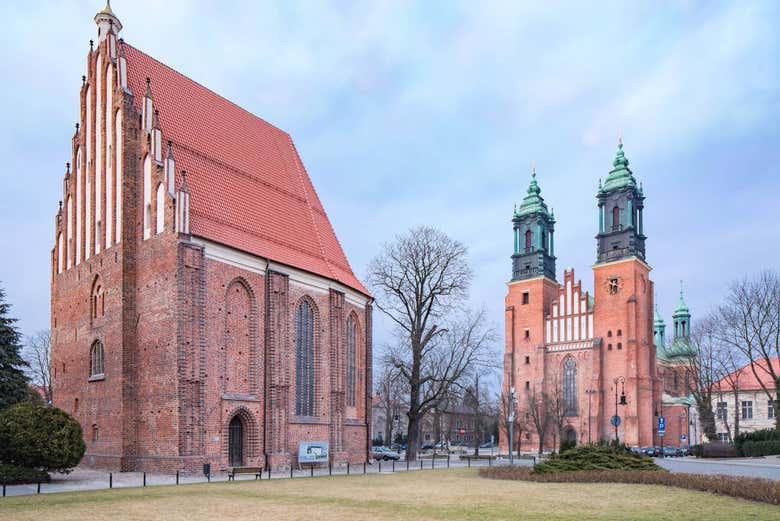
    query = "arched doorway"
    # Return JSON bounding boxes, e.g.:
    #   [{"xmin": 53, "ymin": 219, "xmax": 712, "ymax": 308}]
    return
[
  {"xmin": 564, "ymin": 426, "xmax": 577, "ymax": 444},
  {"xmin": 229, "ymin": 416, "xmax": 244, "ymax": 467}
]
